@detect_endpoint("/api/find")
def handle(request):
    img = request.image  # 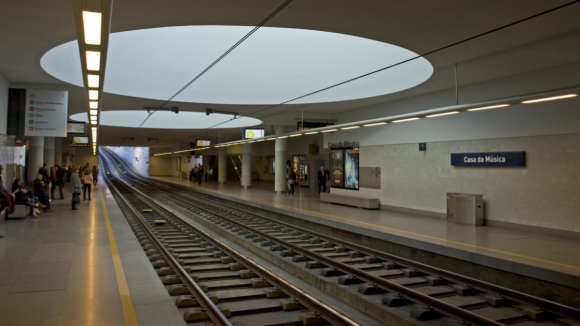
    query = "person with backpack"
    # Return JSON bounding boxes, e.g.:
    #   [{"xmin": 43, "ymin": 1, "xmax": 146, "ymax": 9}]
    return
[{"xmin": 92, "ymin": 166, "xmax": 99, "ymax": 187}]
